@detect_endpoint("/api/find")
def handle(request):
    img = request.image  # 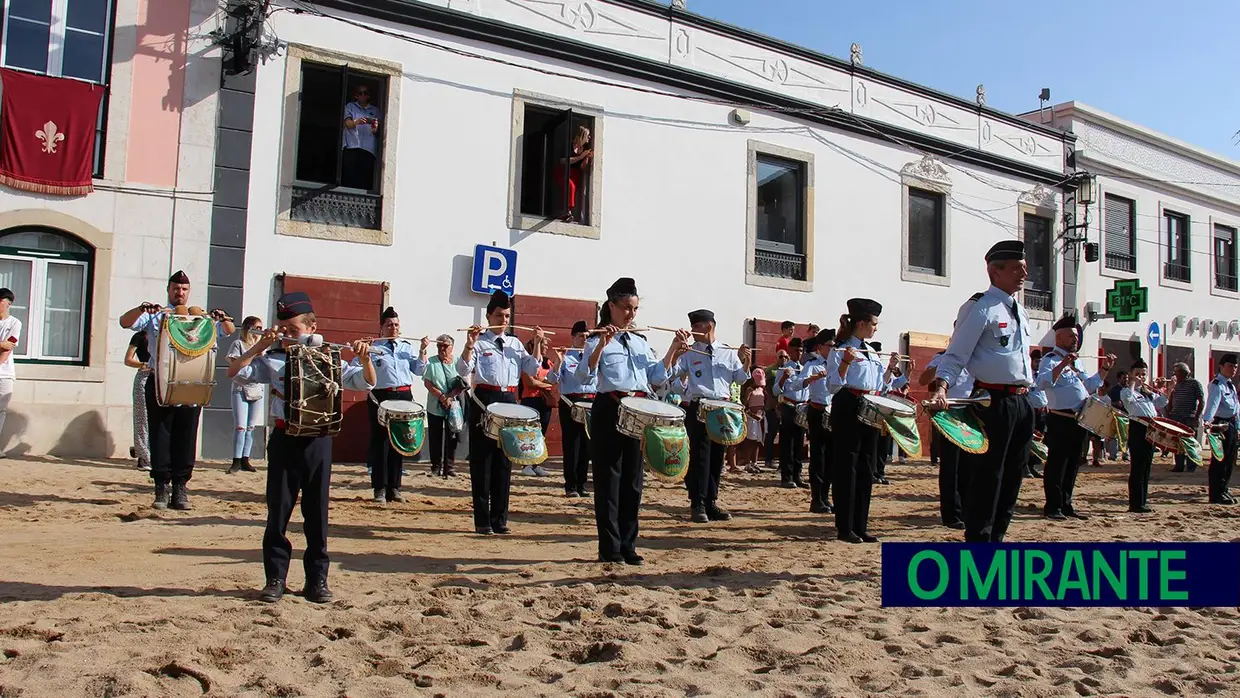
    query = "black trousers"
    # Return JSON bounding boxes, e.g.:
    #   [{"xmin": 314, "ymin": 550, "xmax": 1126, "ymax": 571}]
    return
[
  {"xmin": 590, "ymin": 394, "xmax": 643, "ymax": 557},
  {"xmin": 1128, "ymin": 421, "xmax": 1153, "ymax": 509},
  {"xmin": 1044, "ymin": 412, "xmax": 1089, "ymax": 515},
  {"xmin": 367, "ymin": 387, "xmax": 409, "ymax": 491},
  {"xmin": 263, "ymin": 428, "xmax": 332, "ymax": 585},
  {"xmin": 961, "ymin": 392, "xmax": 1033, "ymax": 542},
  {"xmin": 875, "ymin": 434, "xmax": 893, "ymax": 477},
  {"xmin": 763, "ymin": 408, "xmax": 780, "ymax": 466},
  {"xmin": 1027, "ymin": 408, "xmax": 1048, "ymax": 473},
  {"xmin": 426, "ymin": 413, "xmax": 458, "ymax": 469},
  {"xmin": 829, "ymin": 391, "xmax": 878, "ymax": 537},
  {"xmin": 938, "ymin": 439, "xmax": 965, "ymax": 525},
  {"xmin": 930, "ymin": 429, "xmax": 942, "ymax": 465},
  {"xmin": 469, "ymin": 391, "xmax": 515, "ymax": 530},
  {"xmin": 1209, "ymin": 419, "xmax": 1238, "ymax": 501},
  {"xmin": 779, "ymin": 403, "xmax": 805, "ymax": 483},
  {"xmin": 685, "ymin": 401, "xmax": 725, "ymax": 507},
  {"xmin": 341, "ymin": 147, "xmax": 376, "ymax": 190},
  {"xmin": 144, "ymin": 376, "xmax": 200, "ymax": 485},
  {"xmin": 806, "ymin": 403, "xmax": 832, "ymax": 509},
  {"xmin": 559, "ymin": 396, "xmax": 591, "ymax": 493}
]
